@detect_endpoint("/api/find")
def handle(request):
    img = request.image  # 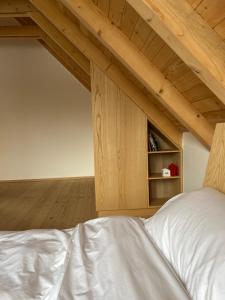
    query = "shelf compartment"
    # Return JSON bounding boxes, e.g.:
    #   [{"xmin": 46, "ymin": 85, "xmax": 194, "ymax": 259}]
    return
[
  {"xmin": 148, "ymin": 123, "xmax": 180, "ymax": 152},
  {"xmin": 148, "ymin": 180, "xmax": 181, "ymax": 207},
  {"xmin": 148, "ymin": 153, "xmax": 181, "ymax": 175}
]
